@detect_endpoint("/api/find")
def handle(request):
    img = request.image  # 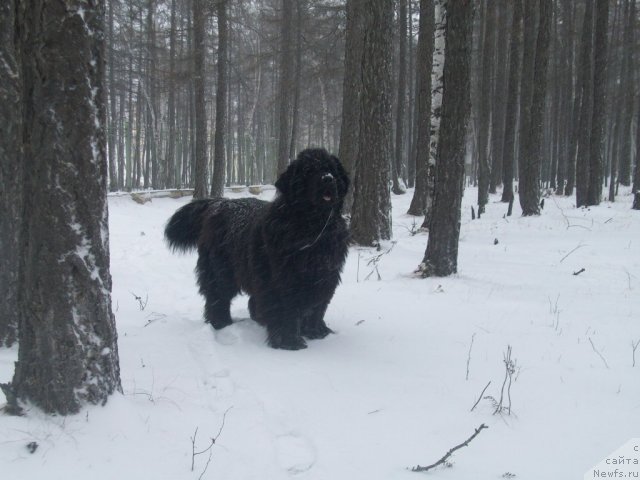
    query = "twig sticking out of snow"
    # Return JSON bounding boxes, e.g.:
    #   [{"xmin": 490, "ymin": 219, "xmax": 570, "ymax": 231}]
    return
[
  {"xmin": 588, "ymin": 337, "xmax": 610, "ymax": 369},
  {"xmin": 632, "ymin": 339, "xmax": 639, "ymax": 368},
  {"xmin": 494, "ymin": 345, "xmax": 516, "ymax": 415},
  {"xmin": 465, "ymin": 333, "xmax": 476, "ymax": 381},
  {"xmin": 130, "ymin": 291, "xmax": 148, "ymax": 311},
  {"xmin": 190, "ymin": 407, "xmax": 233, "ymax": 479},
  {"xmin": 470, "ymin": 381, "xmax": 491, "ymax": 412},
  {"xmin": 410, "ymin": 424, "xmax": 488, "ymax": 473}
]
